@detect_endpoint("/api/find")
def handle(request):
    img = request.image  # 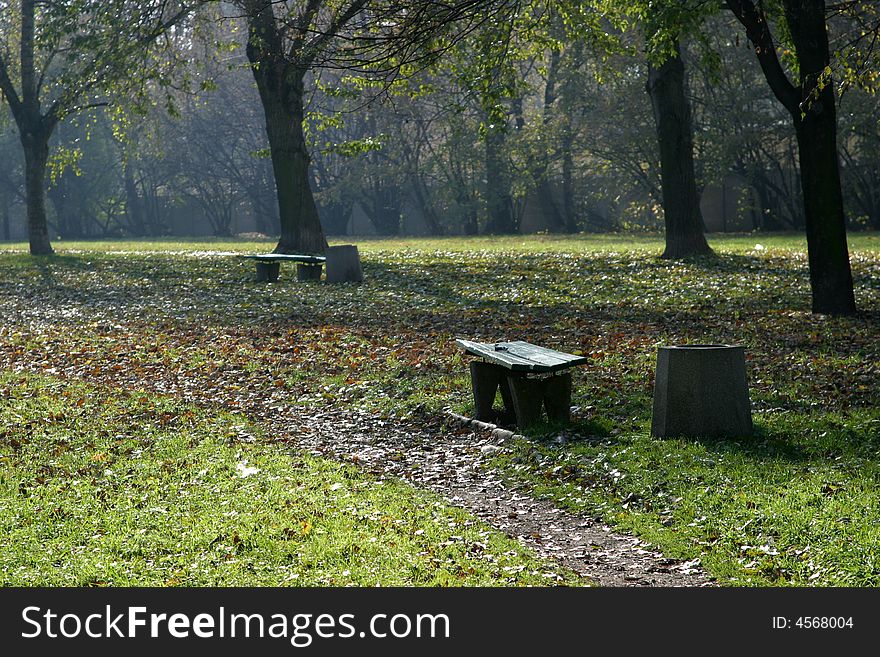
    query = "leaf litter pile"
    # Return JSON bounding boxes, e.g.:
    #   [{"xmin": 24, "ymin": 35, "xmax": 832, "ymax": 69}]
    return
[{"xmin": 0, "ymin": 235, "xmax": 878, "ymax": 586}]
